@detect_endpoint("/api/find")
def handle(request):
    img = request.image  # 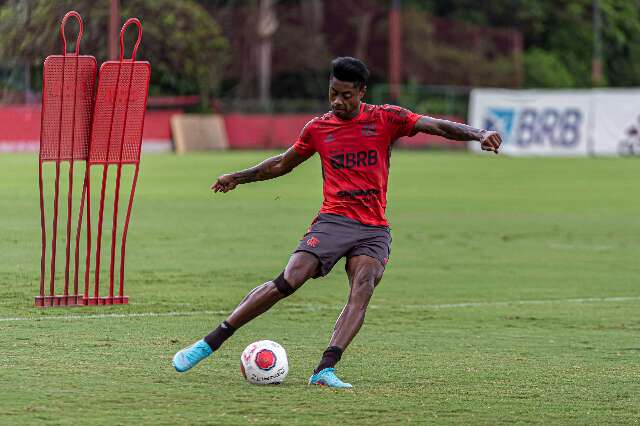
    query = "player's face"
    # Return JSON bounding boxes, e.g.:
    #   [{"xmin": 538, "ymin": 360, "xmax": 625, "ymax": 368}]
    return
[{"xmin": 329, "ymin": 77, "xmax": 365, "ymax": 120}]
